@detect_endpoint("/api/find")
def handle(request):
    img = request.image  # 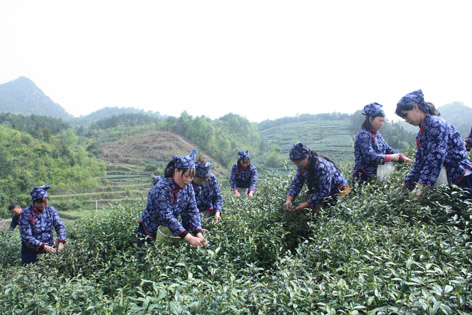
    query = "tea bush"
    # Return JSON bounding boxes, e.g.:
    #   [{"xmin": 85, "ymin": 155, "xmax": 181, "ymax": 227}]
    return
[{"xmin": 0, "ymin": 170, "xmax": 471, "ymax": 314}]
